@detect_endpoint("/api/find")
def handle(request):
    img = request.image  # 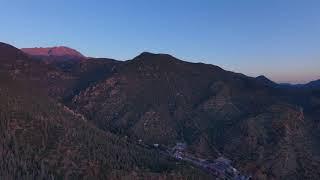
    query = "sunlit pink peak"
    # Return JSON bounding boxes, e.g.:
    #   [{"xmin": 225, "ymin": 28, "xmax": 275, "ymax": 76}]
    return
[{"xmin": 21, "ymin": 46, "xmax": 85, "ymax": 58}]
